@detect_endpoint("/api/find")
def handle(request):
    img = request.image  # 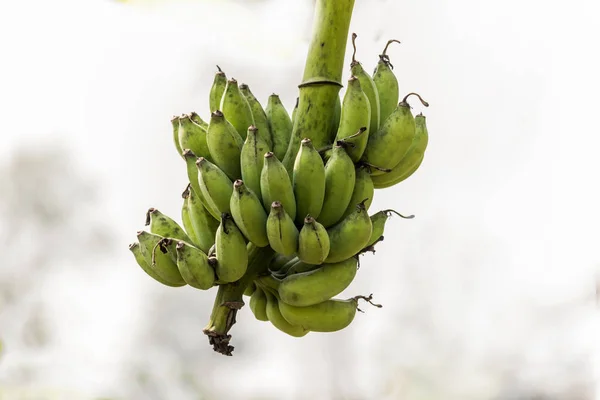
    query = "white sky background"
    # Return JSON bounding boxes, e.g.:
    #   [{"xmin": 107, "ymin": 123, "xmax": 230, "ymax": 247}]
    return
[{"xmin": 1, "ymin": 0, "xmax": 600, "ymax": 399}]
